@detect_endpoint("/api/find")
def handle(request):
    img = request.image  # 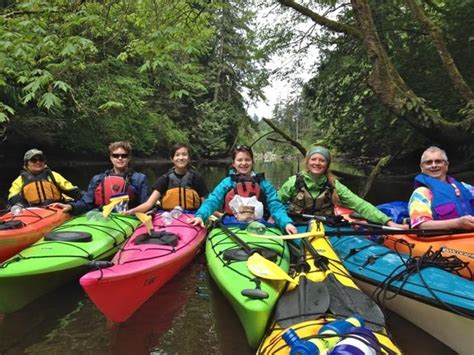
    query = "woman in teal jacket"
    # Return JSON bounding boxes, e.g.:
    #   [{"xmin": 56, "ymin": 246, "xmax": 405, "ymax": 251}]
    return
[
  {"xmin": 278, "ymin": 146, "xmax": 406, "ymax": 228},
  {"xmin": 188, "ymin": 145, "xmax": 297, "ymax": 234}
]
